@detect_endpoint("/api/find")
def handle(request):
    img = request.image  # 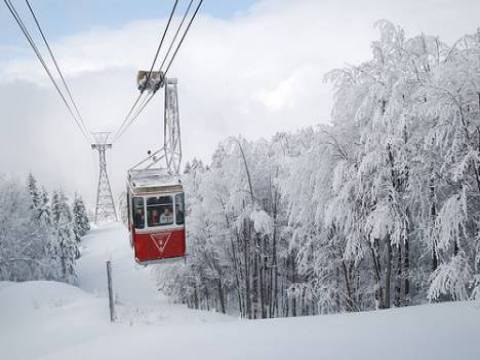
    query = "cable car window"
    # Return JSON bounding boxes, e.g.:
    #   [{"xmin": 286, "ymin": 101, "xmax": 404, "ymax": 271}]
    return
[
  {"xmin": 175, "ymin": 193, "xmax": 185, "ymax": 225},
  {"xmin": 132, "ymin": 197, "xmax": 145, "ymax": 229},
  {"xmin": 147, "ymin": 196, "xmax": 173, "ymax": 227}
]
